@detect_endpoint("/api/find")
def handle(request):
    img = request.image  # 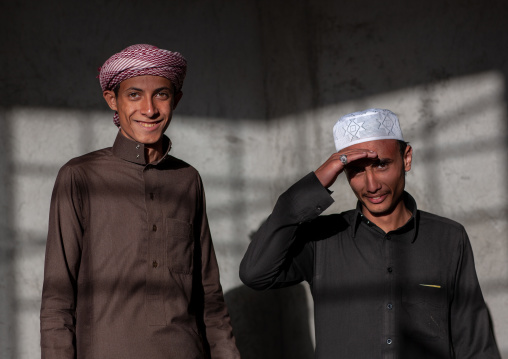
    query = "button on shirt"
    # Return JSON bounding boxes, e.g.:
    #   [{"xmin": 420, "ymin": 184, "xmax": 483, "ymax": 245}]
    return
[
  {"xmin": 41, "ymin": 132, "xmax": 239, "ymax": 359},
  {"xmin": 240, "ymin": 172, "xmax": 500, "ymax": 359}
]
